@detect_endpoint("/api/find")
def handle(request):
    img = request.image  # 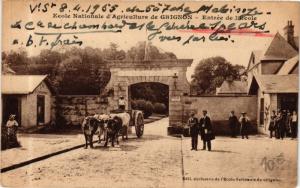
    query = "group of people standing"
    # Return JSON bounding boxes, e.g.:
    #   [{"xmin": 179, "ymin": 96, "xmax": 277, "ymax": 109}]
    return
[
  {"xmin": 228, "ymin": 111, "xmax": 251, "ymax": 139},
  {"xmin": 188, "ymin": 110, "xmax": 252, "ymax": 151},
  {"xmin": 188, "ymin": 110, "xmax": 215, "ymax": 151},
  {"xmin": 268, "ymin": 110, "xmax": 298, "ymax": 140}
]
